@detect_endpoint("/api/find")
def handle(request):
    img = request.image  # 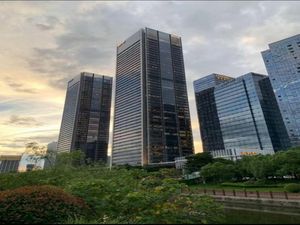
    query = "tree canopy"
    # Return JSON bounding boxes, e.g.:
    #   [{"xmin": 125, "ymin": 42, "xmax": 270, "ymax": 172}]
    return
[{"xmin": 185, "ymin": 148, "xmax": 300, "ymax": 183}]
